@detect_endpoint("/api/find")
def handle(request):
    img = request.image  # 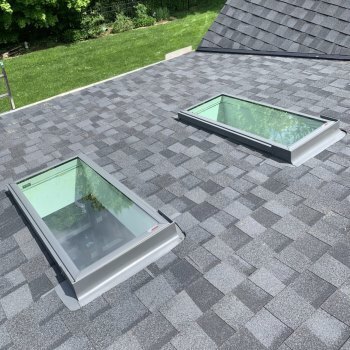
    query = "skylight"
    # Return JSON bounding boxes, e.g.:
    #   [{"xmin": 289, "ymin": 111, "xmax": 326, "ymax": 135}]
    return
[
  {"xmin": 178, "ymin": 94, "xmax": 345, "ymax": 165},
  {"xmin": 8, "ymin": 155, "xmax": 185, "ymax": 308}
]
